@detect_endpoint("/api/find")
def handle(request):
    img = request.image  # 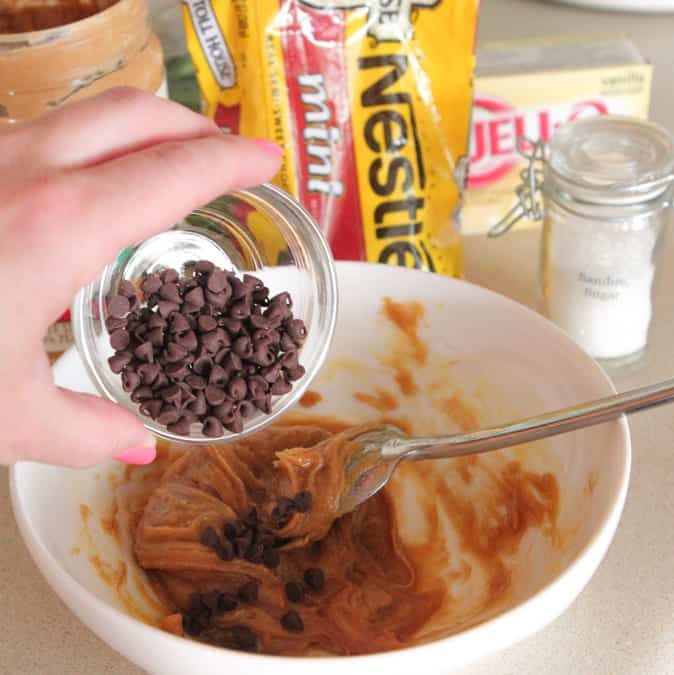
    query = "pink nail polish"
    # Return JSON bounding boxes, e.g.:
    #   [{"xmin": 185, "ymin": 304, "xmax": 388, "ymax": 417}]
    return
[
  {"xmin": 254, "ymin": 139, "xmax": 283, "ymax": 156},
  {"xmin": 115, "ymin": 446, "xmax": 156, "ymax": 465}
]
